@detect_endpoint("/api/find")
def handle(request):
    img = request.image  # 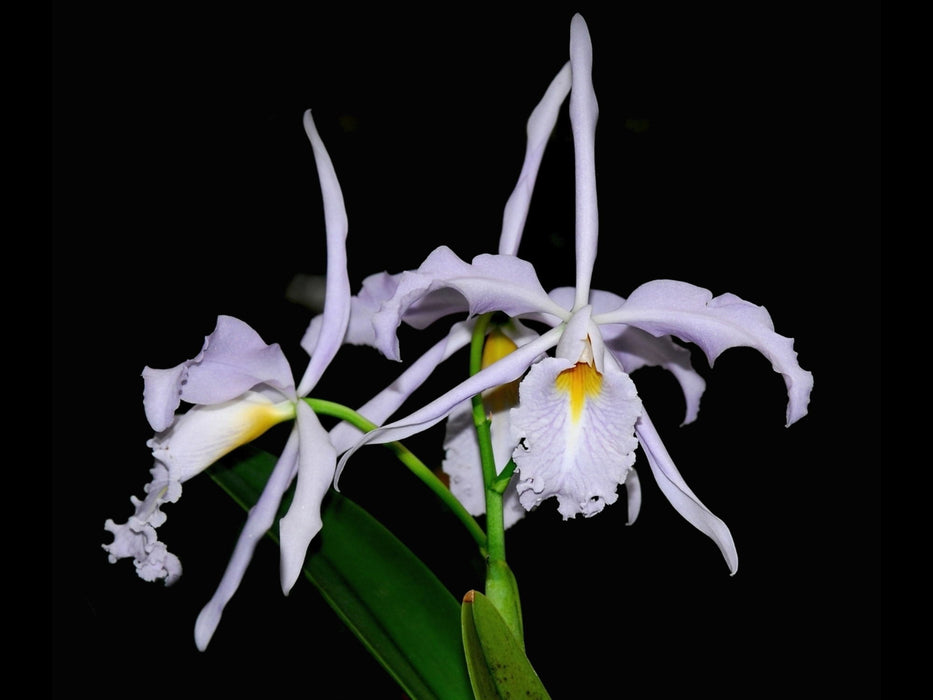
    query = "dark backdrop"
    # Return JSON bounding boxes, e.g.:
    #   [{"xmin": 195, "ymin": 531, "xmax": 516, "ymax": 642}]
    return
[{"xmin": 52, "ymin": 3, "xmax": 883, "ymax": 697}]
